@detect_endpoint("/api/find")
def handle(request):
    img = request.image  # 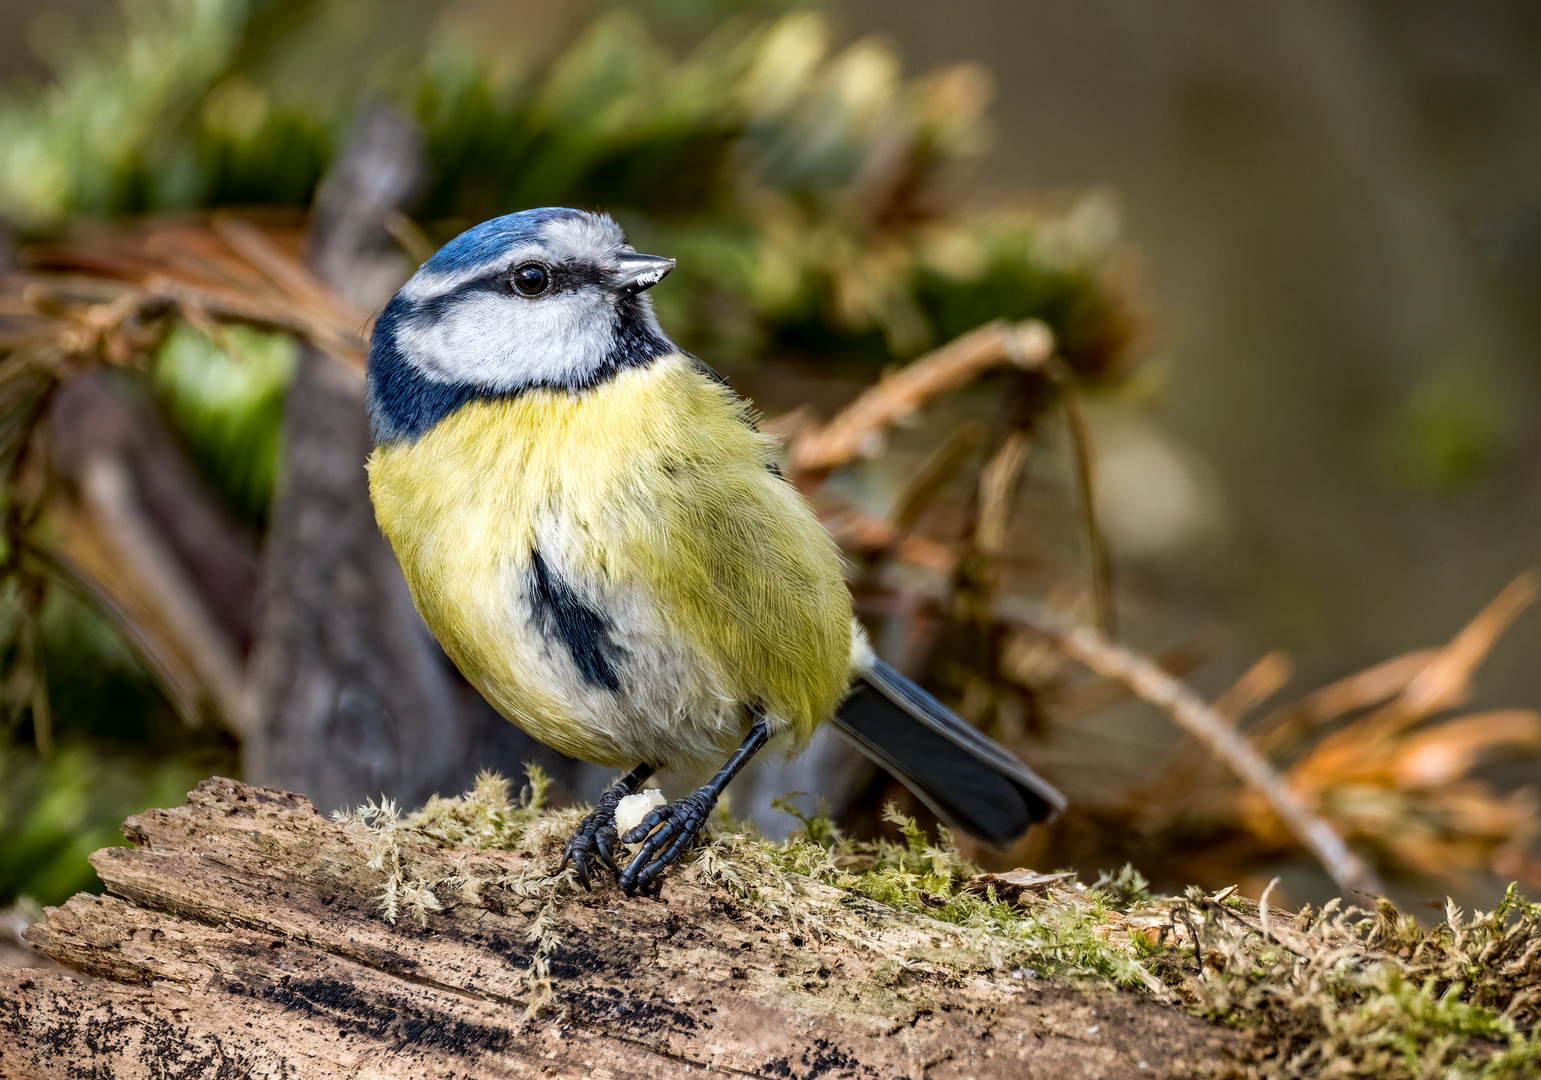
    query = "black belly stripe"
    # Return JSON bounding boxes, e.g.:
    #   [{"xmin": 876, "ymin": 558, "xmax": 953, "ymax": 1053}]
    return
[{"xmin": 528, "ymin": 550, "xmax": 624, "ymax": 692}]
